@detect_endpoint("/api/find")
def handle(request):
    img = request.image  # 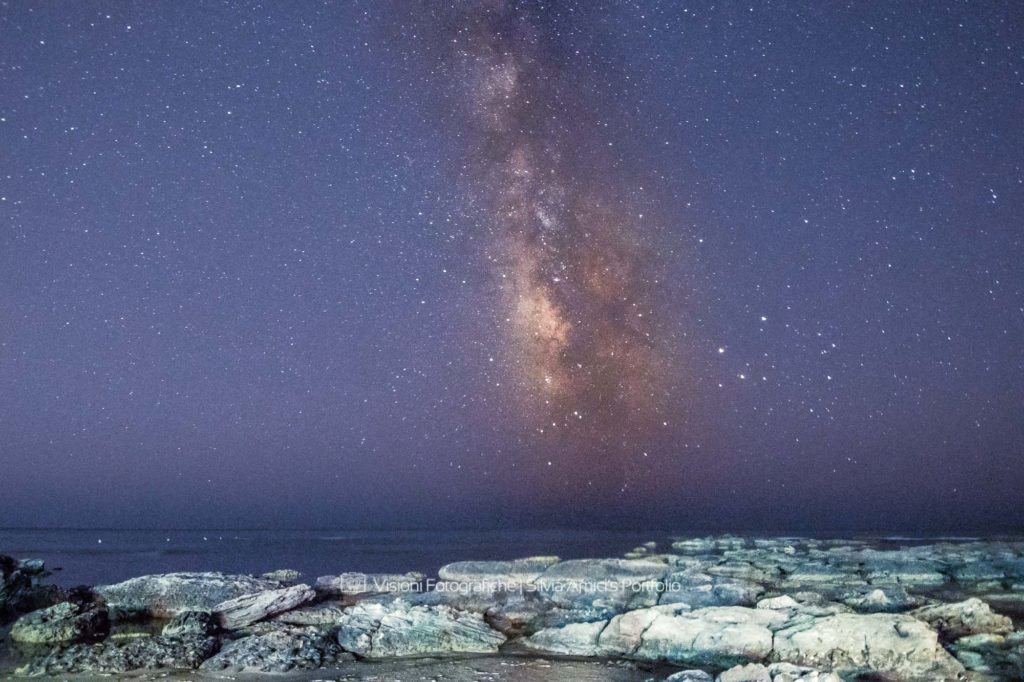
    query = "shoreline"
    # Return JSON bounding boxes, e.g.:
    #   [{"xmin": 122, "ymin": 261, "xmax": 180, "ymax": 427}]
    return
[{"xmin": 3, "ymin": 535, "xmax": 1024, "ymax": 680}]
